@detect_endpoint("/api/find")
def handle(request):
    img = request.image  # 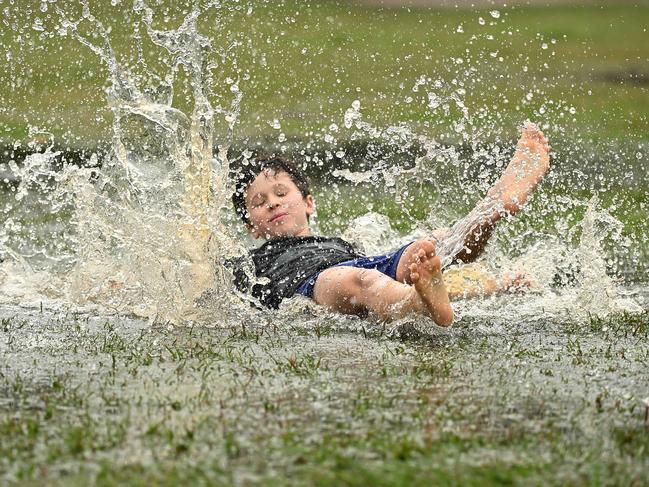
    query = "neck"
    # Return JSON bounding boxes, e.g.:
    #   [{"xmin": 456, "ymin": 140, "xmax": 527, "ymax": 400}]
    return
[{"xmin": 293, "ymin": 226, "xmax": 312, "ymax": 237}]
